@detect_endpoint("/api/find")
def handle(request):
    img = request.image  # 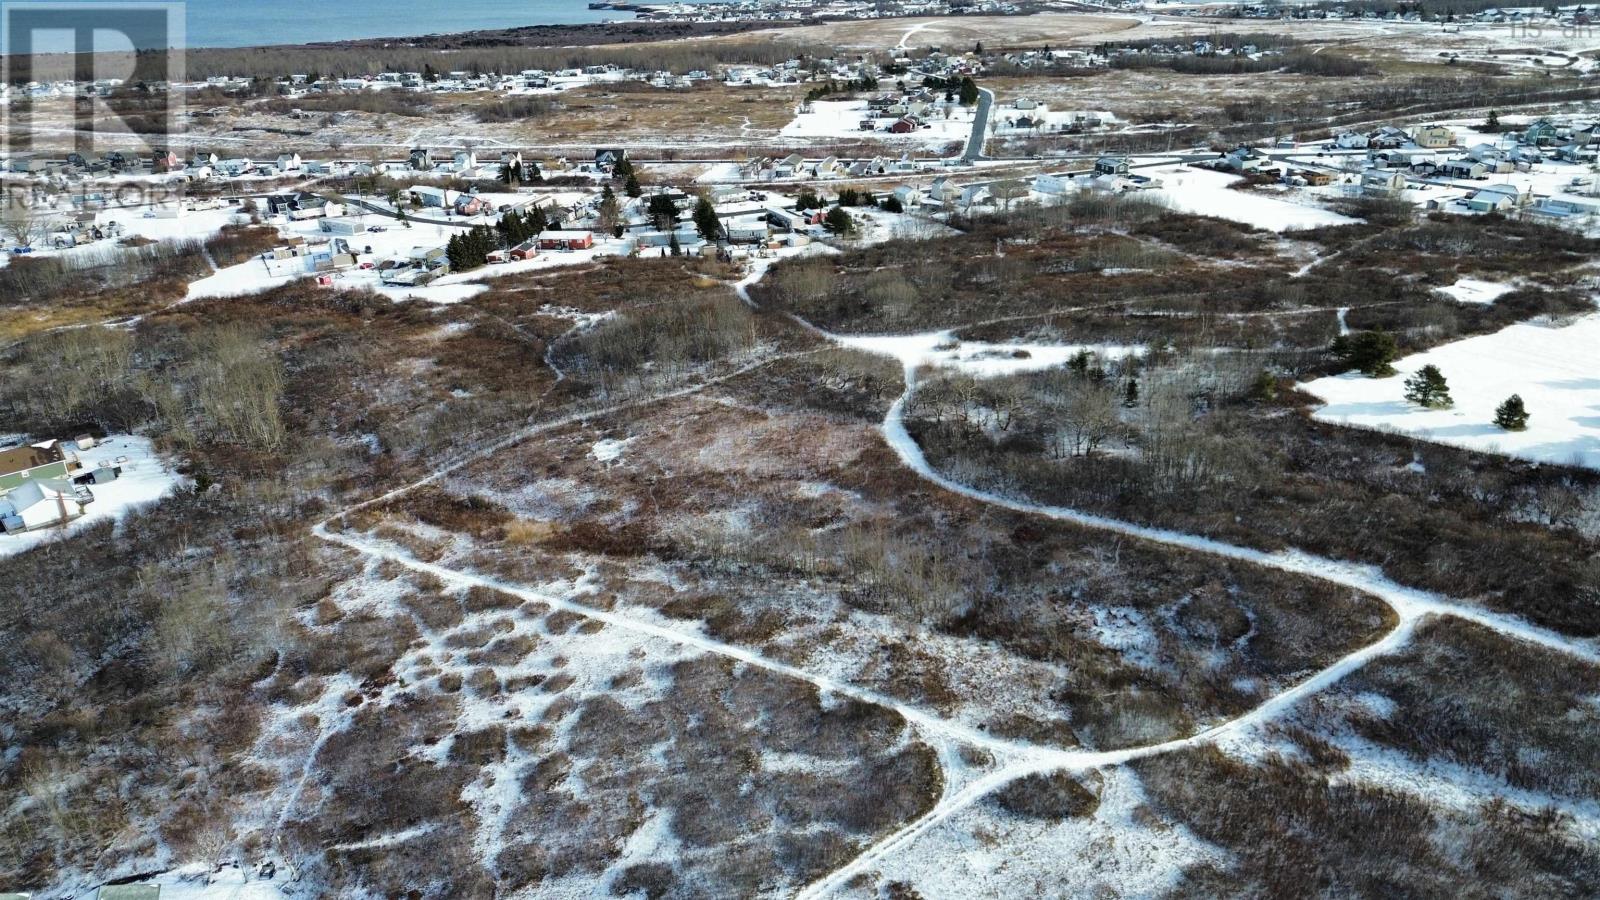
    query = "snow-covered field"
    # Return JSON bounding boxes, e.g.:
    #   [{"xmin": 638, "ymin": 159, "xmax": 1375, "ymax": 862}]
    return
[
  {"xmin": 186, "ymin": 216, "xmax": 625, "ymax": 305},
  {"xmin": 835, "ymin": 331, "xmax": 1141, "ymax": 378},
  {"xmin": 0, "ymin": 435, "xmax": 186, "ymax": 558},
  {"xmin": 1301, "ymin": 312, "xmax": 1600, "ymax": 469},
  {"xmin": 1436, "ymin": 277, "xmax": 1516, "ymax": 305},
  {"xmin": 1148, "ymin": 166, "xmax": 1358, "ymax": 232},
  {"xmin": 780, "ymin": 99, "xmax": 975, "ymax": 148}
]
